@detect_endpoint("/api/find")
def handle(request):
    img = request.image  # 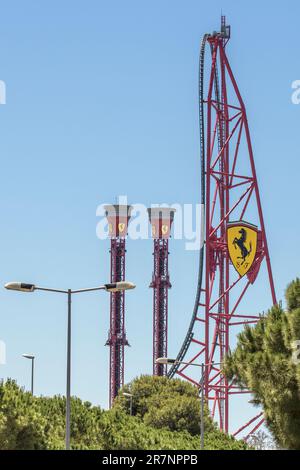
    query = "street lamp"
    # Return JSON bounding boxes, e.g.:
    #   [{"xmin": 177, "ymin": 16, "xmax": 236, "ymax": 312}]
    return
[
  {"xmin": 4, "ymin": 281, "xmax": 135, "ymax": 294},
  {"xmin": 156, "ymin": 357, "xmax": 221, "ymax": 450},
  {"xmin": 5, "ymin": 280, "xmax": 136, "ymax": 450},
  {"xmin": 122, "ymin": 392, "xmax": 133, "ymax": 416},
  {"xmin": 22, "ymin": 353, "xmax": 35, "ymax": 395}
]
